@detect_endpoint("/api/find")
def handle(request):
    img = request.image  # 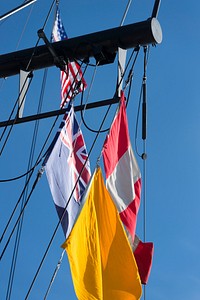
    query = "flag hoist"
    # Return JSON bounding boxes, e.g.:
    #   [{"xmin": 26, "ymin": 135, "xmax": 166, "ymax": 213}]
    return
[{"xmin": 44, "ymin": 54, "xmax": 152, "ymax": 296}]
